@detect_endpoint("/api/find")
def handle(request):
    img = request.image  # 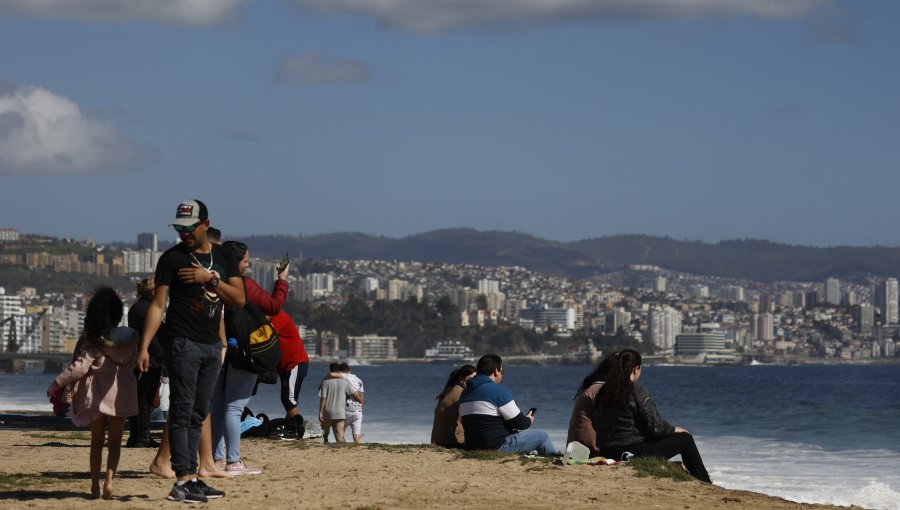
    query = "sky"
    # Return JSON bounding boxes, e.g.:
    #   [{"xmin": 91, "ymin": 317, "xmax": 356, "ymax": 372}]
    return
[{"xmin": 0, "ymin": 0, "xmax": 898, "ymax": 247}]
